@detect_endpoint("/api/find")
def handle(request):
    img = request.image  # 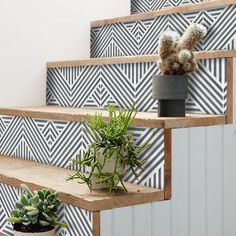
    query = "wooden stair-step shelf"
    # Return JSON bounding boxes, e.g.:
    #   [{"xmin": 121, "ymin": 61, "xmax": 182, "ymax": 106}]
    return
[
  {"xmin": 0, "ymin": 106, "xmax": 227, "ymax": 129},
  {"xmin": 47, "ymin": 49, "xmax": 236, "ymax": 67},
  {"xmin": 0, "ymin": 155, "xmax": 164, "ymax": 212},
  {"xmin": 91, "ymin": 0, "xmax": 236, "ymax": 27}
]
